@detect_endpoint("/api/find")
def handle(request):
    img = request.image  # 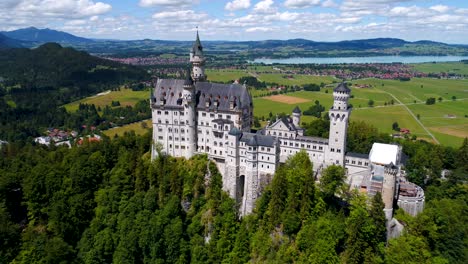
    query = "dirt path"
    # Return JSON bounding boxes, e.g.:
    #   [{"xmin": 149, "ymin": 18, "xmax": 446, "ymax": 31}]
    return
[{"xmin": 375, "ymin": 88, "xmax": 440, "ymax": 144}]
